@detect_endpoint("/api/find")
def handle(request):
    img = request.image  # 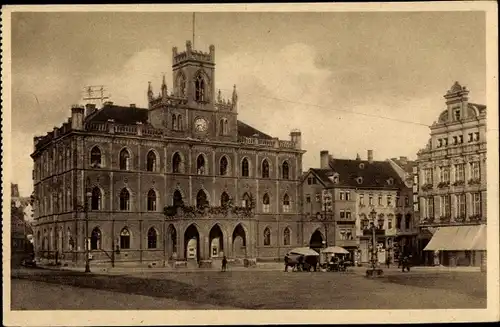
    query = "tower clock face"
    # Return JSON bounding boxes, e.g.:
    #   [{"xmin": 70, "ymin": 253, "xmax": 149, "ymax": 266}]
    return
[{"xmin": 194, "ymin": 117, "xmax": 208, "ymax": 133}]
